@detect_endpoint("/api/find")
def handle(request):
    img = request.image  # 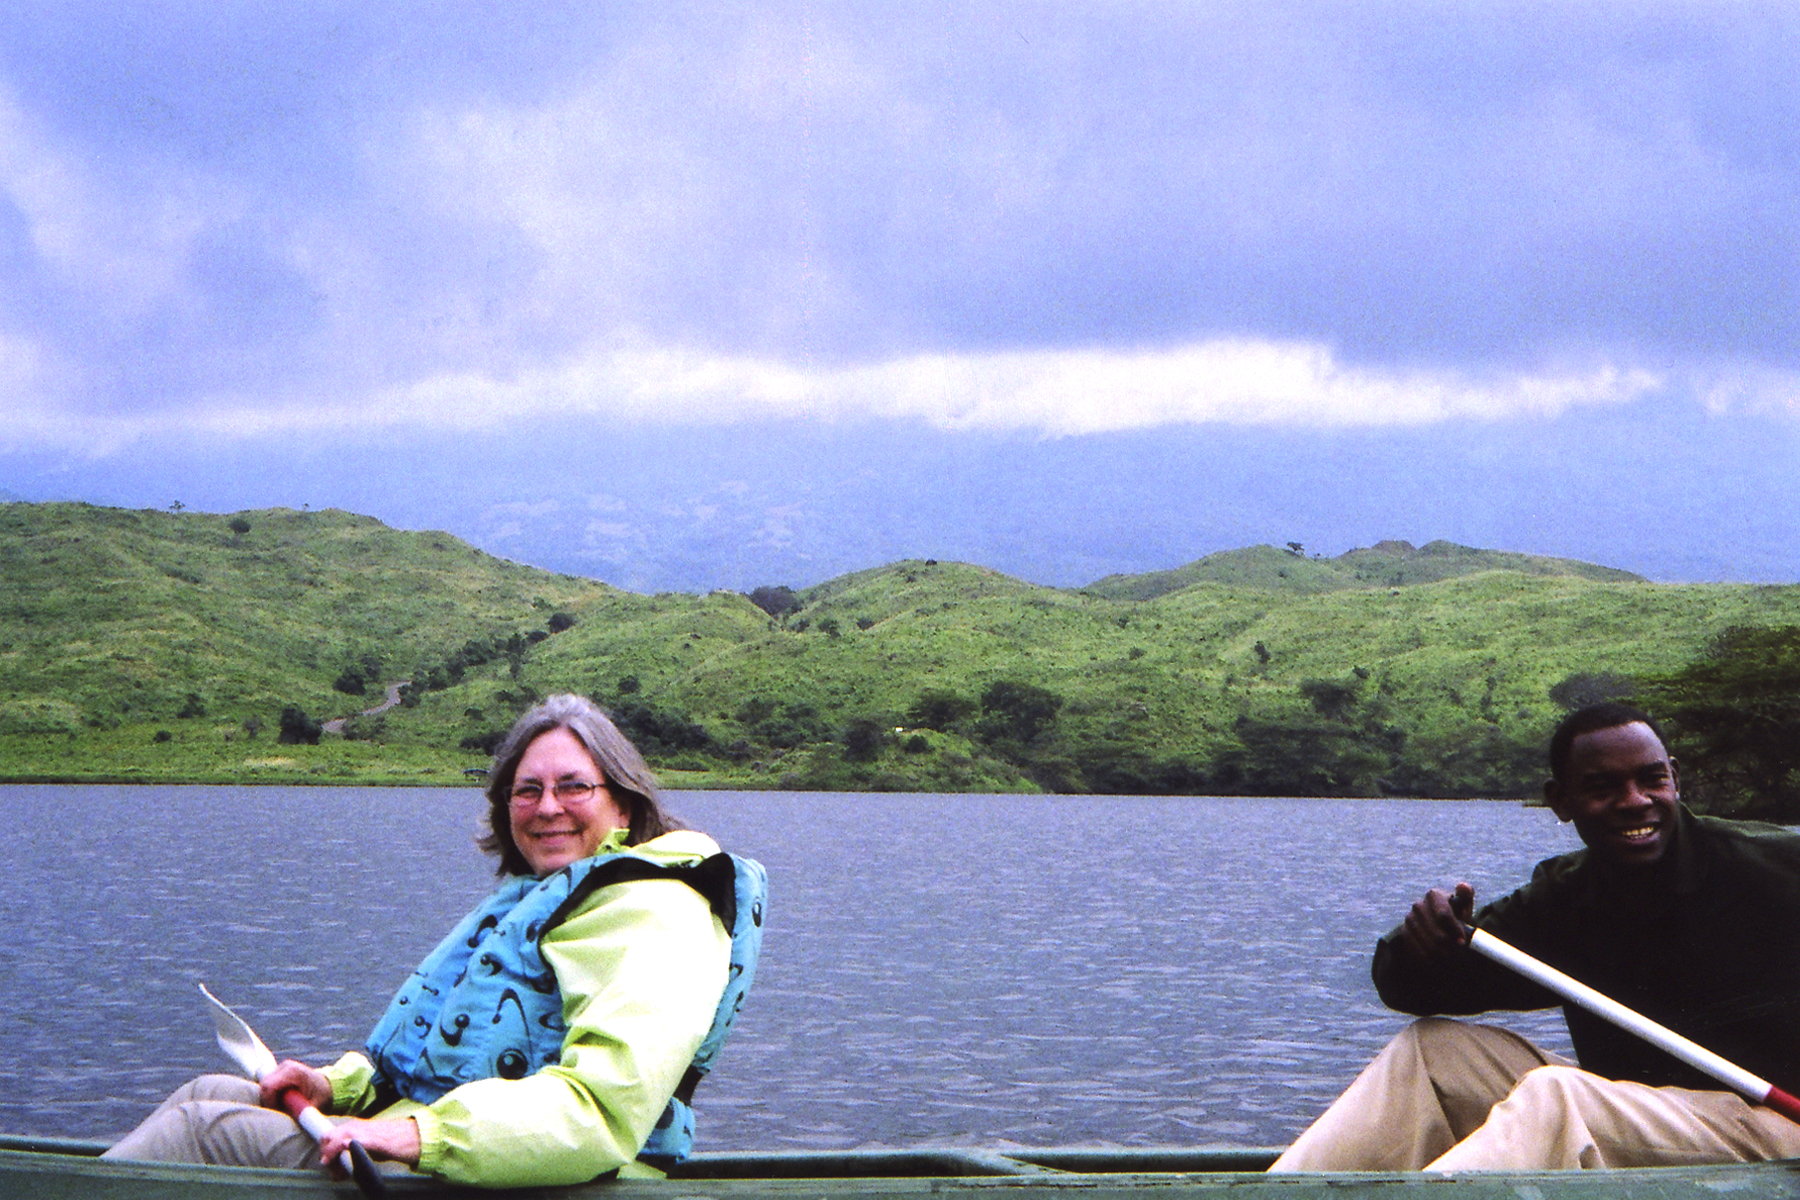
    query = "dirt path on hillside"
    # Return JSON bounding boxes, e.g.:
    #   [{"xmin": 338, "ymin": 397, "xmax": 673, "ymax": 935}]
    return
[{"xmin": 322, "ymin": 680, "xmax": 408, "ymax": 735}]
